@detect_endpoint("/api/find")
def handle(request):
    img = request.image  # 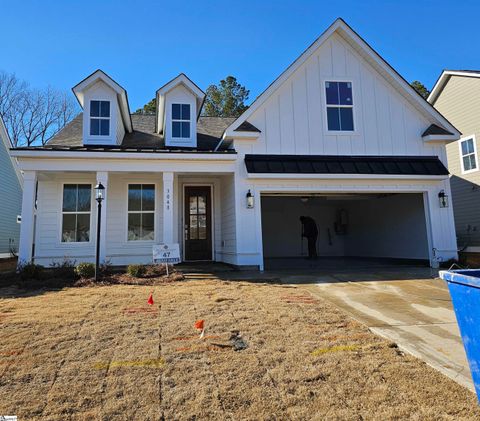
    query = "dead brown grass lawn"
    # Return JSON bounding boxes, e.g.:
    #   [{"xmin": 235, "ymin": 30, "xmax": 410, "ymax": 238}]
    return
[{"xmin": 1, "ymin": 279, "xmax": 479, "ymax": 420}]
